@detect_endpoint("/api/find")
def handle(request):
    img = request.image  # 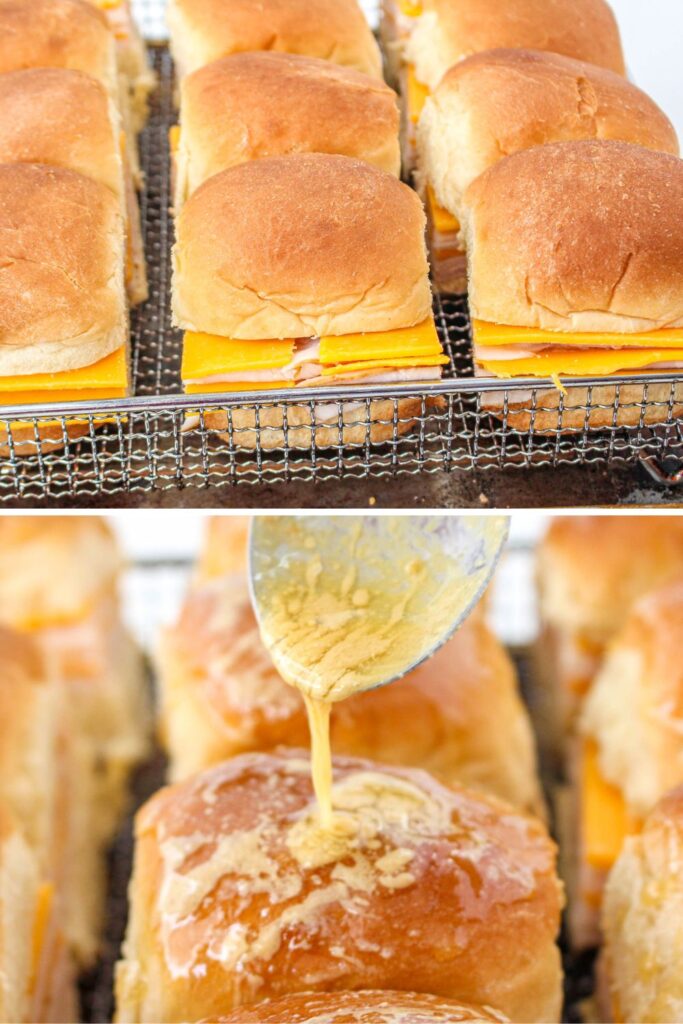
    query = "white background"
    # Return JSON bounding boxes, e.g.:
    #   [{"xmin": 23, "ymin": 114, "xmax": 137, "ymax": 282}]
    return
[{"xmin": 611, "ymin": 0, "xmax": 683, "ymax": 140}]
